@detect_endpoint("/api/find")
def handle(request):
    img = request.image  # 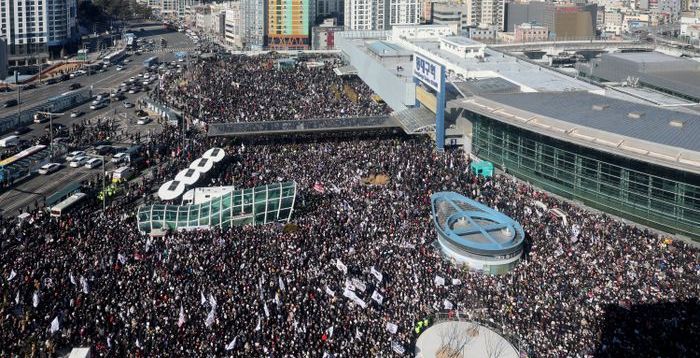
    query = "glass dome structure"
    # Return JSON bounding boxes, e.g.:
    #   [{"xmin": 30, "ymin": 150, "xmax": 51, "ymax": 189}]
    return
[{"xmin": 138, "ymin": 181, "xmax": 297, "ymax": 233}]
